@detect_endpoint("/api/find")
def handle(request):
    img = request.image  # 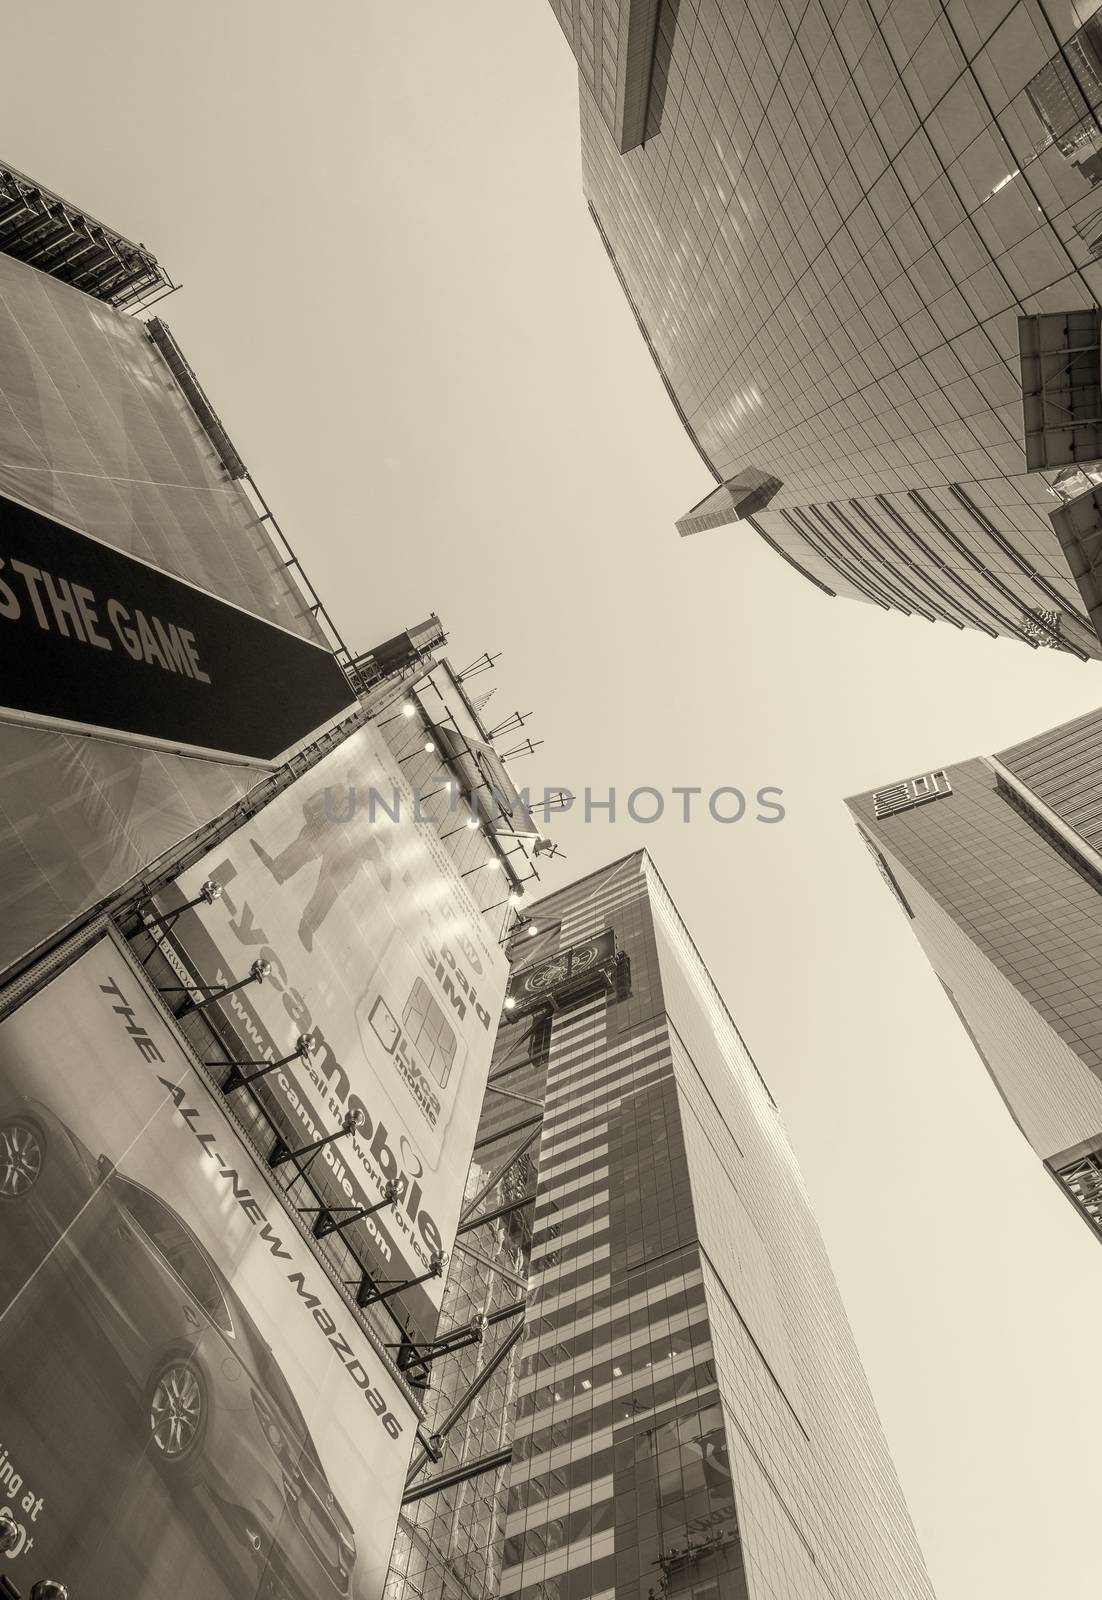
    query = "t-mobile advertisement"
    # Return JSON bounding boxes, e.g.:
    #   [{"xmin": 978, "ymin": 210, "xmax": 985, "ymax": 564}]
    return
[
  {"xmin": 157, "ymin": 721, "xmax": 507, "ymax": 1342},
  {"xmin": 0, "ymin": 933, "xmax": 416, "ymax": 1600}
]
